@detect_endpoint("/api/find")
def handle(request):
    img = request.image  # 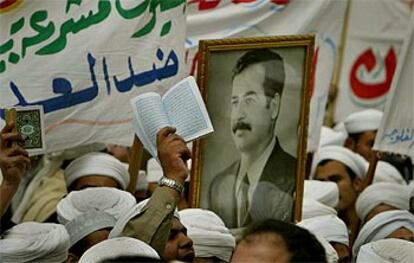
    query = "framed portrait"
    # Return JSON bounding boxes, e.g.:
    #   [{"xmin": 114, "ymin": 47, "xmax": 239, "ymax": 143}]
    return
[{"xmin": 189, "ymin": 35, "xmax": 314, "ymax": 229}]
